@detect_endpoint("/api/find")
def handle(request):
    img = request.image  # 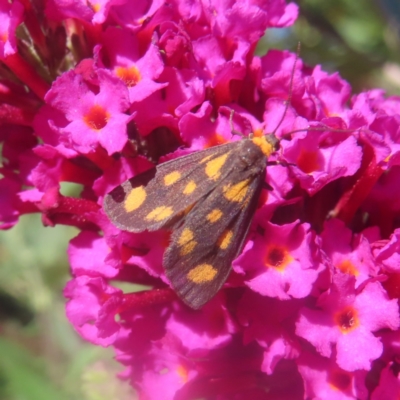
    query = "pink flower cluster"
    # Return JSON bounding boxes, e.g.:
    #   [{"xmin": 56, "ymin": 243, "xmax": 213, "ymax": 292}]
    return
[{"xmin": 2, "ymin": 0, "xmax": 400, "ymax": 398}]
